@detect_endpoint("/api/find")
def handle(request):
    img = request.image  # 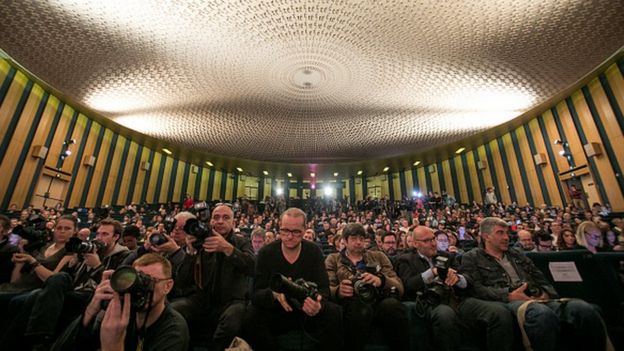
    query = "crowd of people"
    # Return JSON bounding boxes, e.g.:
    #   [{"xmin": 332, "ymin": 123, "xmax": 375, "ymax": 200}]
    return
[{"xmin": 0, "ymin": 191, "xmax": 622, "ymax": 351}]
